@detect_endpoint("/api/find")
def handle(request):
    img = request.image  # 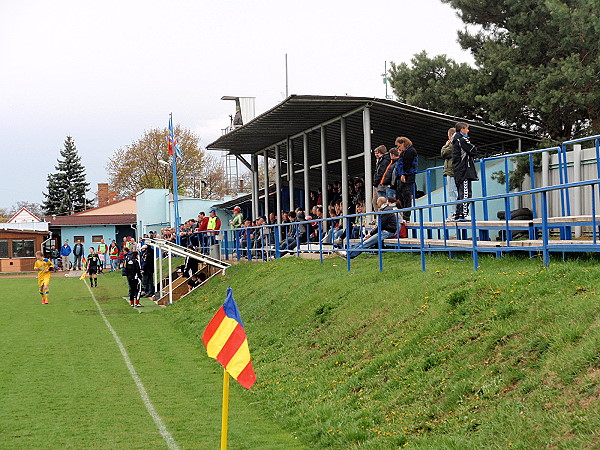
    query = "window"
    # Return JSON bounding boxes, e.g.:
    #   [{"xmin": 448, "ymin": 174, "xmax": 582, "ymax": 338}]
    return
[
  {"xmin": 74, "ymin": 236, "xmax": 85, "ymax": 243},
  {"xmin": 0, "ymin": 240, "xmax": 8, "ymax": 258},
  {"xmin": 92, "ymin": 235, "xmax": 103, "ymax": 243},
  {"xmin": 12, "ymin": 240, "xmax": 35, "ymax": 258}
]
